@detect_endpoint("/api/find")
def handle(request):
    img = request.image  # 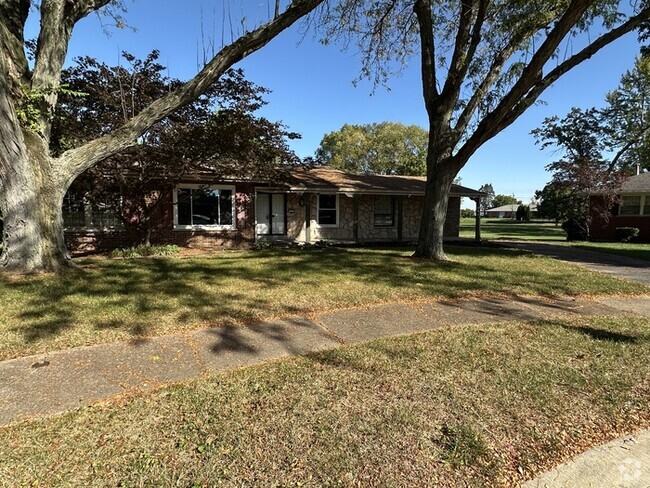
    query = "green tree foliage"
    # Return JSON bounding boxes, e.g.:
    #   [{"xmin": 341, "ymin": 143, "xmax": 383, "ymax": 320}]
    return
[
  {"xmin": 477, "ymin": 184, "xmax": 495, "ymax": 215},
  {"xmin": 533, "ymin": 108, "xmax": 624, "ymax": 240},
  {"xmin": 516, "ymin": 205, "xmax": 531, "ymax": 222},
  {"xmin": 491, "ymin": 194, "xmax": 520, "ymax": 208},
  {"xmin": 460, "ymin": 208, "xmax": 475, "ymax": 218},
  {"xmin": 53, "ymin": 51, "xmax": 299, "ymax": 245},
  {"xmin": 535, "ymin": 184, "xmax": 574, "ymax": 223},
  {"xmin": 603, "ymin": 55, "xmax": 650, "ymax": 172},
  {"xmin": 316, "ymin": 122, "xmax": 428, "ymax": 175}
]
